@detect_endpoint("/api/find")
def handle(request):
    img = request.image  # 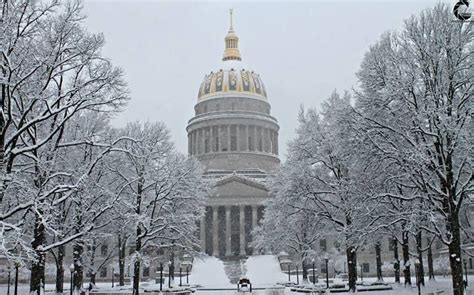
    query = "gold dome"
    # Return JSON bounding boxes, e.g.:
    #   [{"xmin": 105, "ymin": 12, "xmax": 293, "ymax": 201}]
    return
[{"xmin": 197, "ymin": 69, "xmax": 267, "ymax": 101}]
